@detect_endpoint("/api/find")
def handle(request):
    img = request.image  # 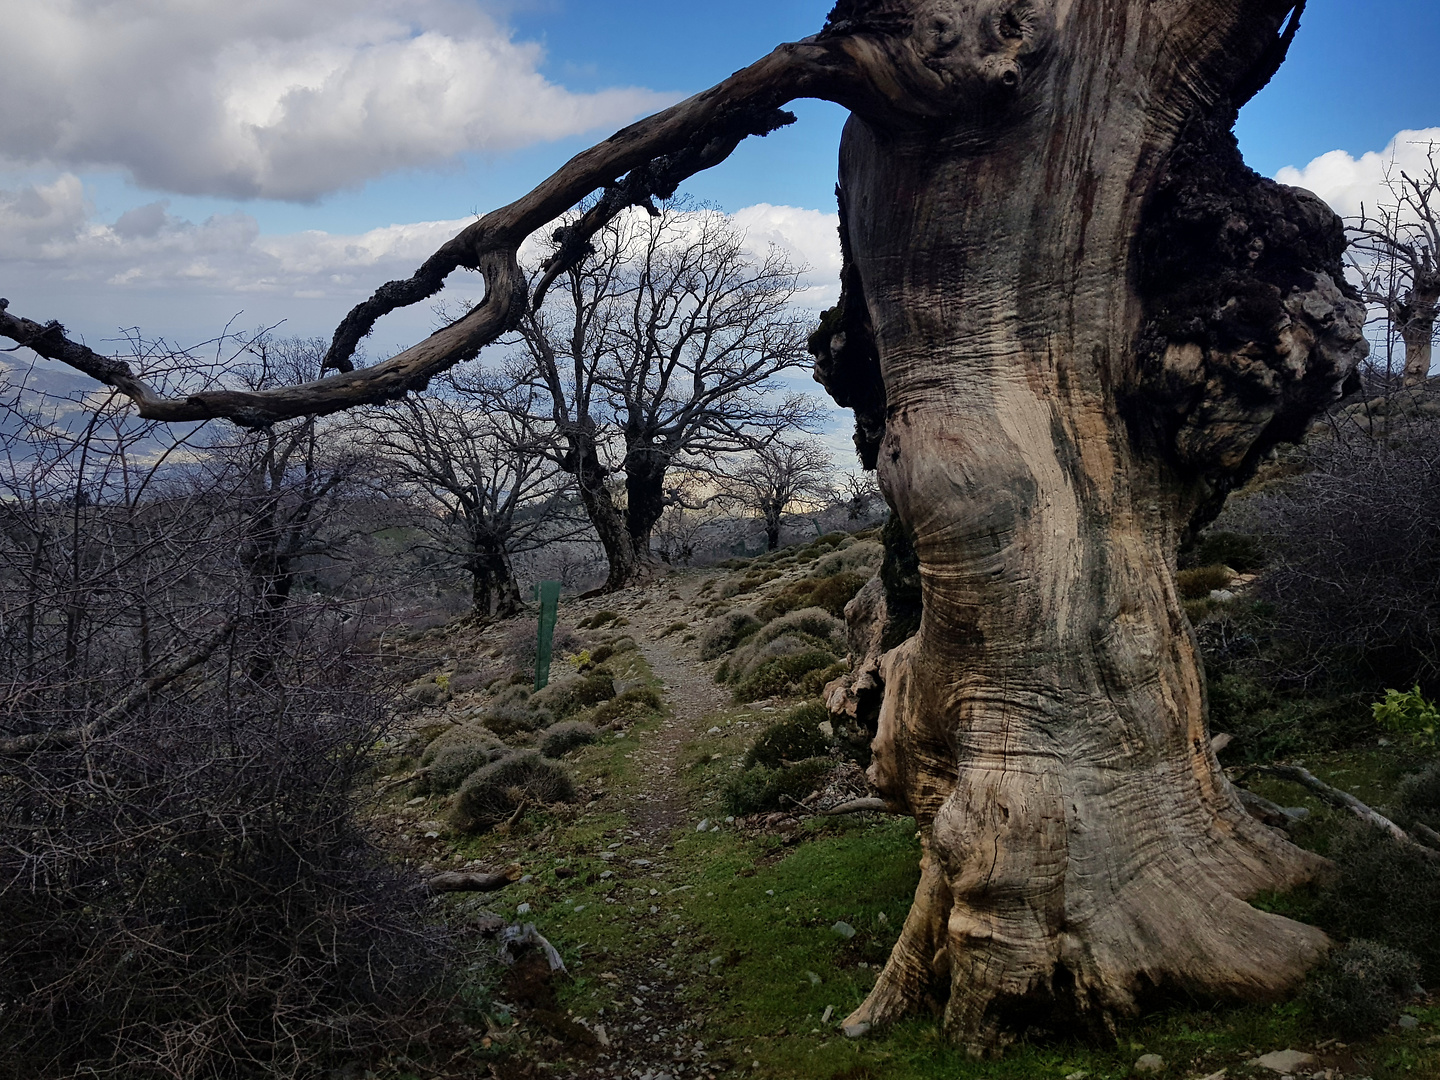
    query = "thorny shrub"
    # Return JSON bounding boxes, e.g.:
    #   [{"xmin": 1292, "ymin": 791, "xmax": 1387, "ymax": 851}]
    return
[
  {"xmin": 1302, "ymin": 939, "xmax": 1422, "ymax": 1038},
  {"xmin": 1245, "ymin": 398, "xmax": 1440, "ymax": 693},
  {"xmin": 0, "ymin": 663, "xmax": 447, "ymax": 1080}
]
